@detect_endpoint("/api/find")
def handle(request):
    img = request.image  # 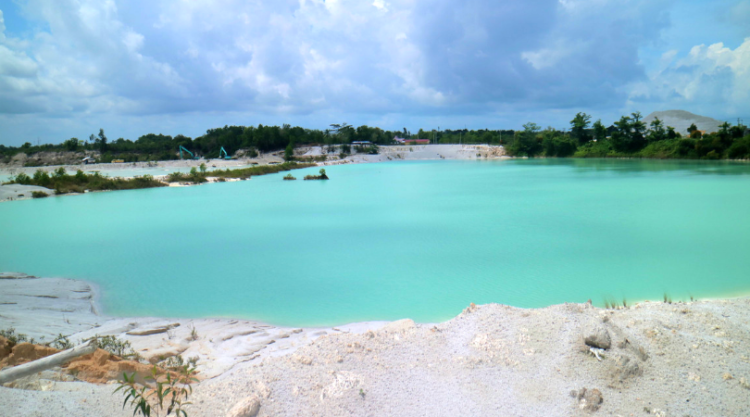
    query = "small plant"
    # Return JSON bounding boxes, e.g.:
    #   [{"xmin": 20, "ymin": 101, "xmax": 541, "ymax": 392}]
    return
[
  {"xmin": 199, "ymin": 163, "xmax": 207, "ymax": 174},
  {"xmin": 114, "ymin": 365, "xmax": 198, "ymax": 417},
  {"xmin": 48, "ymin": 333, "xmax": 73, "ymax": 350},
  {"xmin": 283, "ymin": 174, "xmax": 297, "ymax": 181},
  {"xmin": 188, "ymin": 325, "xmax": 199, "ymax": 341},
  {"xmin": 359, "ymin": 388, "xmax": 365, "ymax": 399},
  {"xmin": 0, "ymin": 327, "xmax": 31, "ymax": 347},
  {"xmin": 88, "ymin": 335, "xmax": 142, "ymax": 361},
  {"xmin": 31, "ymin": 191, "xmax": 49, "ymax": 198},
  {"xmin": 158, "ymin": 354, "xmax": 199, "ymax": 371},
  {"xmin": 663, "ymin": 293, "xmax": 672, "ymax": 304},
  {"xmin": 622, "ymin": 298, "xmax": 628, "ymax": 308}
]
